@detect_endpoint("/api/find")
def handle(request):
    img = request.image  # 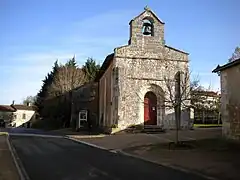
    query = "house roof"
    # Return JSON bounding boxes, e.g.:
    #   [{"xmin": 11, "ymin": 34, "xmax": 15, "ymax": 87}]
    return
[
  {"xmin": 12, "ymin": 104, "xmax": 36, "ymax": 111},
  {"xmin": 129, "ymin": 6, "xmax": 165, "ymax": 25},
  {"xmin": 94, "ymin": 53, "xmax": 114, "ymax": 82},
  {"xmin": 0, "ymin": 105, "xmax": 16, "ymax": 112},
  {"xmin": 191, "ymin": 90, "xmax": 220, "ymax": 97},
  {"xmin": 212, "ymin": 58, "xmax": 240, "ymax": 73}
]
